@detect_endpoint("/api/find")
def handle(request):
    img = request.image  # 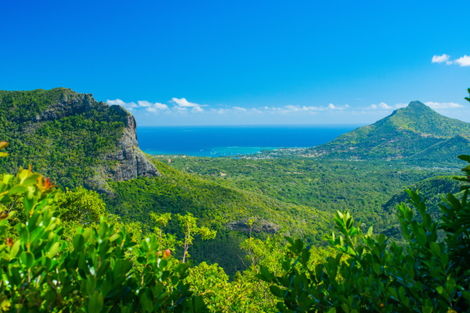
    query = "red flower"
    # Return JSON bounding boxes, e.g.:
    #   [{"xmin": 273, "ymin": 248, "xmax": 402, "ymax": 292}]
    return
[
  {"xmin": 163, "ymin": 249, "xmax": 171, "ymax": 258},
  {"xmin": 37, "ymin": 176, "xmax": 56, "ymax": 192}
]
